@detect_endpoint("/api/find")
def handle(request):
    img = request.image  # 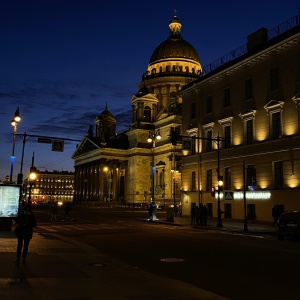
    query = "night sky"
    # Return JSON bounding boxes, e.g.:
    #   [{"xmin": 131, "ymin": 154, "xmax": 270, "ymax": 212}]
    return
[{"xmin": 0, "ymin": 0, "xmax": 299, "ymax": 181}]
